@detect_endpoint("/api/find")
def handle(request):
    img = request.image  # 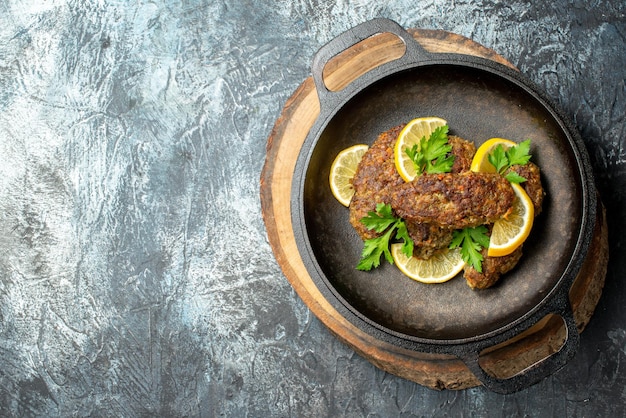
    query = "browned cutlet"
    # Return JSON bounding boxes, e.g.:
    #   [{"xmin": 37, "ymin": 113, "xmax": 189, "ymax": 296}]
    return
[
  {"xmin": 390, "ymin": 172, "xmax": 515, "ymax": 230},
  {"xmin": 348, "ymin": 124, "xmax": 544, "ymax": 289},
  {"xmin": 349, "ymin": 124, "xmax": 406, "ymax": 240},
  {"xmin": 349, "ymin": 126, "xmax": 477, "ymax": 259},
  {"xmin": 448, "ymin": 135, "xmax": 476, "ymax": 173},
  {"xmin": 405, "ymin": 220, "xmax": 454, "ymax": 259},
  {"xmin": 463, "ymin": 163, "xmax": 544, "ymax": 289},
  {"xmin": 507, "ymin": 162, "xmax": 544, "ymax": 216},
  {"xmin": 408, "ymin": 135, "xmax": 475, "ymax": 258},
  {"xmin": 464, "ymin": 246, "xmax": 524, "ymax": 289}
]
